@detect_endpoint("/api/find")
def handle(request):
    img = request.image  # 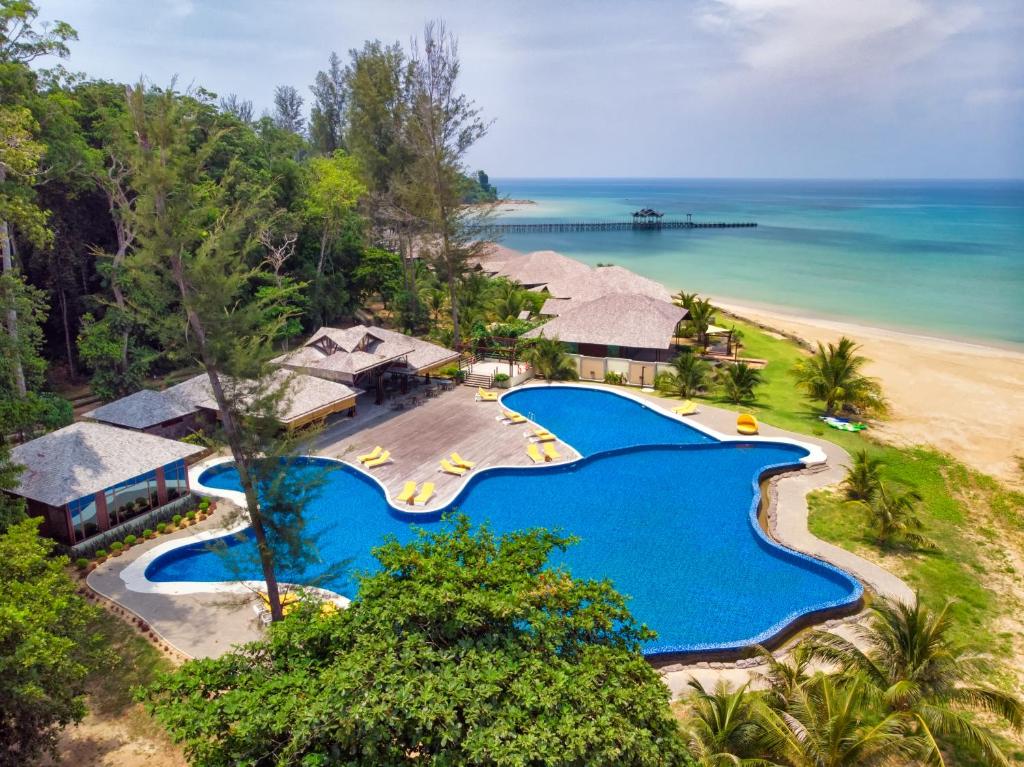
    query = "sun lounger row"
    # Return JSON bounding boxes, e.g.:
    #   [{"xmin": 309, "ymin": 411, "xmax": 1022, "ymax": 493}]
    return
[
  {"xmin": 356, "ymin": 446, "xmax": 392, "ymax": 468},
  {"xmin": 526, "ymin": 441, "xmax": 561, "ymax": 463},
  {"xmin": 395, "ymin": 480, "xmax": 435, "ymax": 506}
]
